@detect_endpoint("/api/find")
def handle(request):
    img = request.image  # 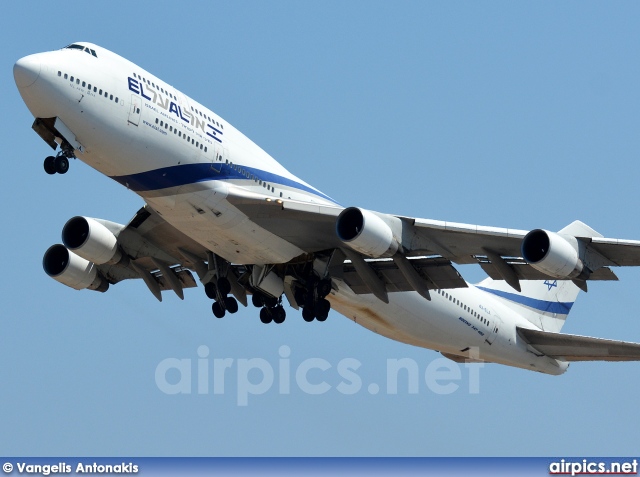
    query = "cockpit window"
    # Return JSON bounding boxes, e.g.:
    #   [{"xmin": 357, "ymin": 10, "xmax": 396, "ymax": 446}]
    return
[{"xmin": 64, "ymin": 44, "xmax": 97, "ymax": 58}]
